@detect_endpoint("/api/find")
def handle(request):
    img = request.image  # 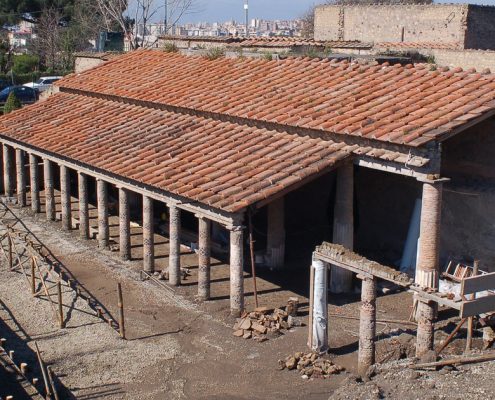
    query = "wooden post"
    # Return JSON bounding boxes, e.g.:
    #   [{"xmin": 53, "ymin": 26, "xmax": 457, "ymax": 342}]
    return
[
  {"xmin": 31, "ymin": 257, "xmax": 36, "ymax": 295},
  {"xmin": 248, "ymin": 213, "xmax": 258, "ymax": 309},
  {"xmin": 465, "ymin": 260, "xmax": 479, "ymax": 352},
  {"xmin": 34, "ymin": 342, "xmax": 51, "ymax": 399},
  {"xmin": 58, "ymin": 280, "xmax": 64, "ymax": 329},
  {"xmin": 118, "ymin": 283, "xmax": 126, "ymax": 340},
  {"xmin": 7, "ymin": 234, "xmax": 12, "ymax": 270},
  {"xmin": 47, "ymin": 366, "xmax": 60, "ymax": 400}
]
